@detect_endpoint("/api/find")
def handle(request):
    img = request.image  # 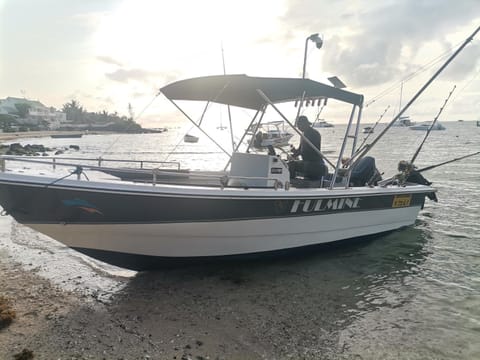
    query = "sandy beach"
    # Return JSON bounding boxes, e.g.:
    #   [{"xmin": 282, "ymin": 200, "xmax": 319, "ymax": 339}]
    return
[{"xmin": 0, "ymin": 219, "xmax": 348, "ymax": 360}]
